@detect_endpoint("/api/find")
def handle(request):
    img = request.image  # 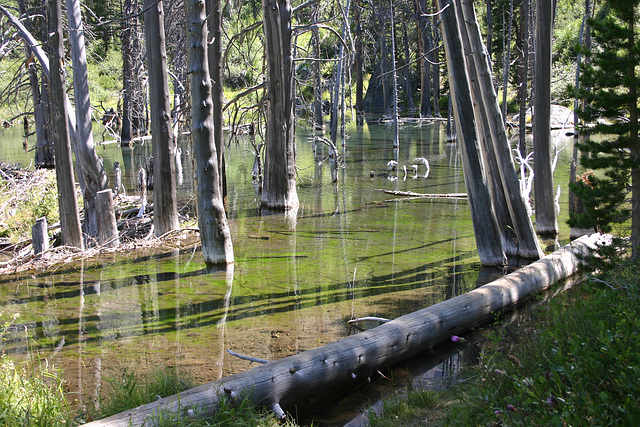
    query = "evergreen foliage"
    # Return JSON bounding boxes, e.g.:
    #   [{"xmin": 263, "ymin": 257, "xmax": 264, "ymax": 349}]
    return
[{"xmin": 570, "ymin": 0, "xmax": 640, "ymax": 255}]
